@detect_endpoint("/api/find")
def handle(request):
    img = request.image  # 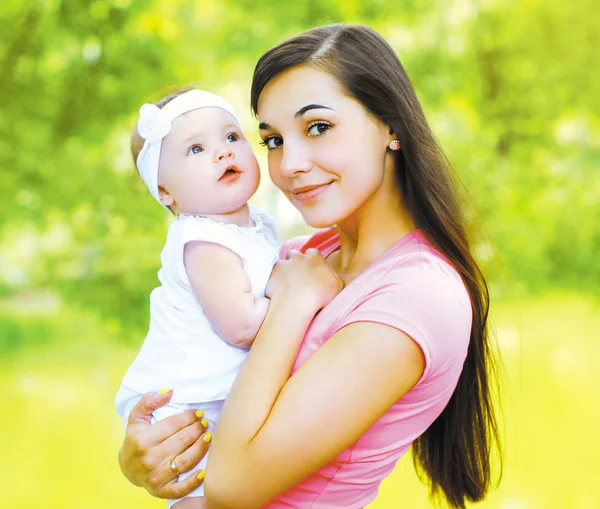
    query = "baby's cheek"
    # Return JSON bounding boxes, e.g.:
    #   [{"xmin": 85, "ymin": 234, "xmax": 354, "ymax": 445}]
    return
[{"xmin": 184, "ymin": 184, "xmax": 211, "ymax": 207}]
